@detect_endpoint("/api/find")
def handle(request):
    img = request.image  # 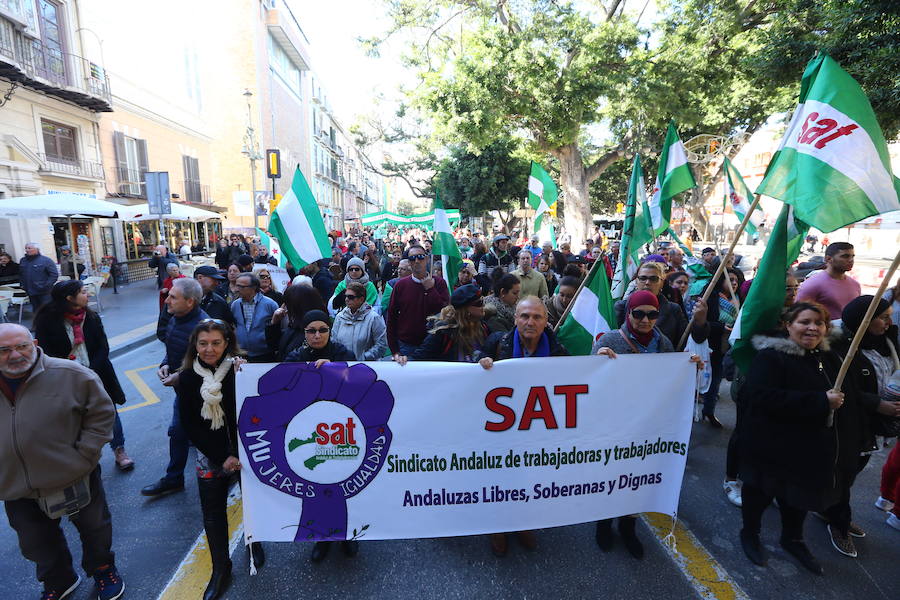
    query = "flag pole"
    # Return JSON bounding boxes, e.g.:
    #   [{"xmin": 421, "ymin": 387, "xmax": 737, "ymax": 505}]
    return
[
  {"xmin": 827, "ymin": 247, "xmax": 900, "ymax": 425},
  {"xmin": 552, "ymin": 258, "xmax": 603, "ymax": 334},
  {"xmin": 676, "ymin": 193, "xmax": 764, "ymax": 350}
]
